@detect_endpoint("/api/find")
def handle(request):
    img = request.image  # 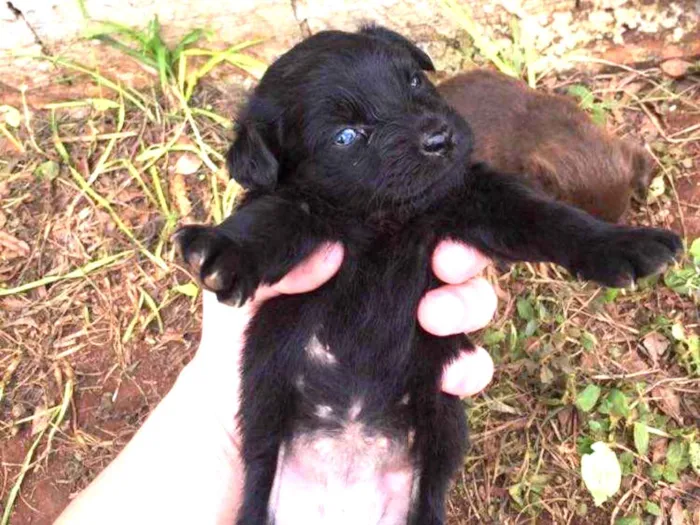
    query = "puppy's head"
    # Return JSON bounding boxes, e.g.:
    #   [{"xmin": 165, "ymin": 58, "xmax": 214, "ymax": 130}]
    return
[{"xmin": 227, "ymin": 26, "xmax": 473, "ymax": 214}]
